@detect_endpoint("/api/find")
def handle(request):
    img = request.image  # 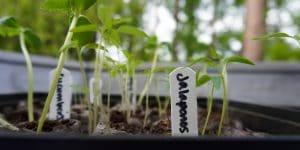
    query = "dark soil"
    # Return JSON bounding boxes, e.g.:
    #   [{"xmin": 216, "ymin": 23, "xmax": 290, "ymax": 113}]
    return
[{"xmin": 0, "ymin": 99, "xmax": 267, "ymax": 136}]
